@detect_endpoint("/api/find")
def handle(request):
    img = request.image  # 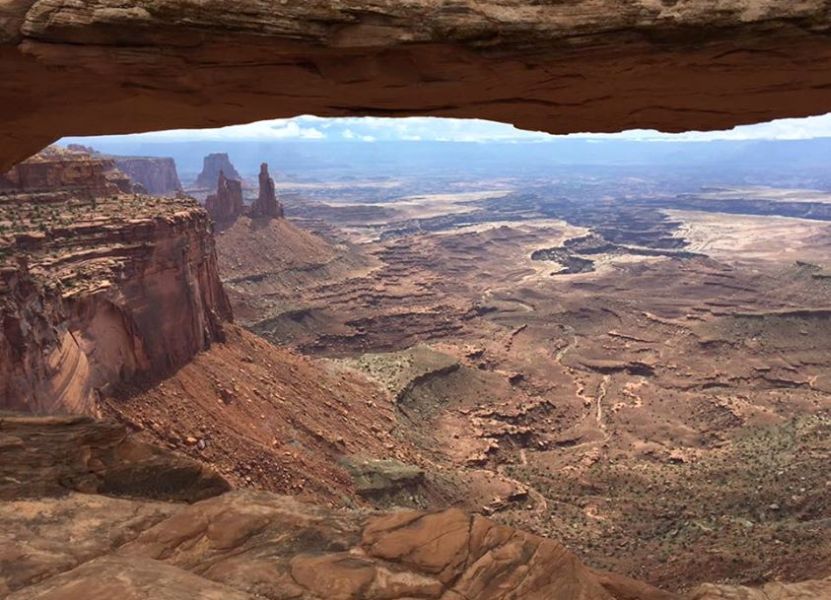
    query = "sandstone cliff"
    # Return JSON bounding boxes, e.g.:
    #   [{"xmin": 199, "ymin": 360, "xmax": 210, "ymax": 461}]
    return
[
  {"xmin": 195, "ymin": 153, "xmax": 242, "ymax": 190},
  {"xmin": 113, "ymin": 156, "xmax": 182, "ymax": 196},
  {"xmin": 0, "ymin": 145, "xmax": 133, "ymax": 196},
  {"xmin": 0, "ymin": 151, "xmax": 231, "ymax": 414}
]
